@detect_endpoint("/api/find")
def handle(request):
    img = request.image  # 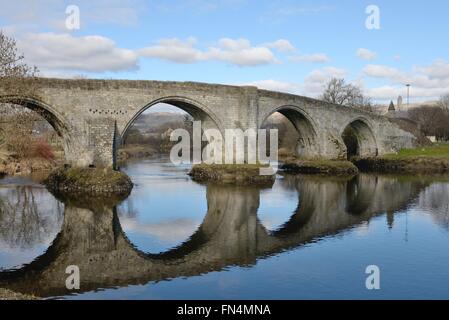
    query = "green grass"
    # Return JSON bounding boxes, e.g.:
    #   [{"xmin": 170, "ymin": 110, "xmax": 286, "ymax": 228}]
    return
[
  {"xmin": 384, "ymin": 143, "xmax": 449, "ymax": 159},
  {"xmin": 189, "ymin": 163, "xmax": 276, "ymax": 186},
  {"xmin": 193, "ymin": 163, "xmax": 269, "ymax": 171},
  {"xmin": 62, "ymin": 167, "xmax": 129, "ymax": 185},
  {"xmin": 44, "ymin": 167, "xmax": 133, "ymax": 193}
]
